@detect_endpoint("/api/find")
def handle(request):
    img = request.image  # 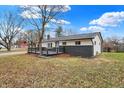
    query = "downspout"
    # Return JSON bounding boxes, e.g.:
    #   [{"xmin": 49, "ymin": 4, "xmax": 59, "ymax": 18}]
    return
[
  {"xmin": 101, "ymin": 40, "xmax": 103, "ymax": 53},
  {"xmin": 91, "ymin": 38, "xmax": 94, "ymax": 56}
]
